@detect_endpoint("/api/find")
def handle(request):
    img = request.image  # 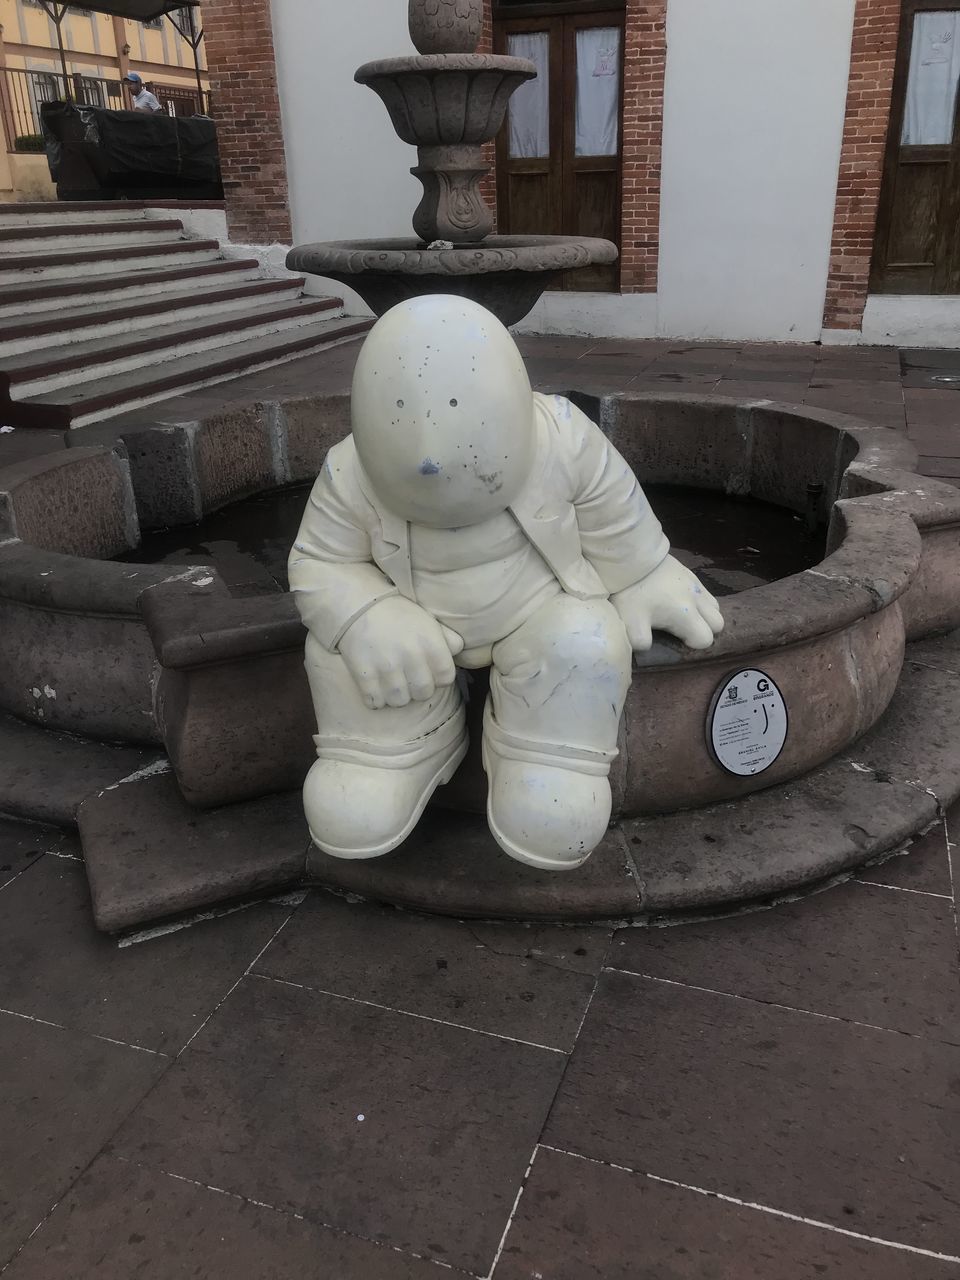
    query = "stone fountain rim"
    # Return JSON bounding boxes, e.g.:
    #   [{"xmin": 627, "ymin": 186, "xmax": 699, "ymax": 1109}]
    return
[
  {"xmin": 1, "ymin": 394, "xmax": 952, "ymax": 666},
  {"xmin": 355, "ymin": 53, "xmax": 537, "ymax": 82},
  {"xmin": 286, "ymin": 235, "xmax": 620, "ymax": 279}
]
